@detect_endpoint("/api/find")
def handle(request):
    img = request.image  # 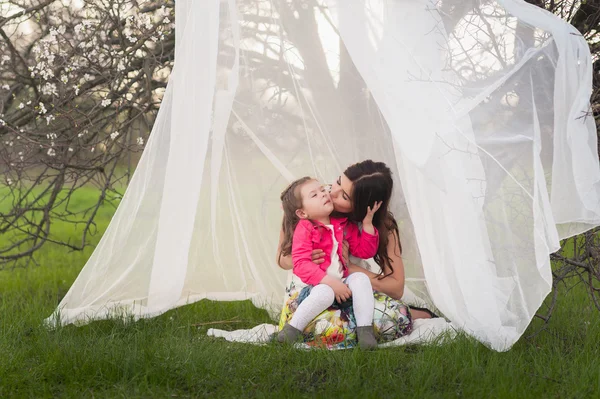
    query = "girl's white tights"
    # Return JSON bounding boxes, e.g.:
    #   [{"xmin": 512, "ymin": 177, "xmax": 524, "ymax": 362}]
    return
[
  {"xmin": 346, "ymin": 272, "xmax": 376, "ymax": 327},
  {"xmin": 289, "ymin": 272, "xmax": 375, "ymax": 331}
]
